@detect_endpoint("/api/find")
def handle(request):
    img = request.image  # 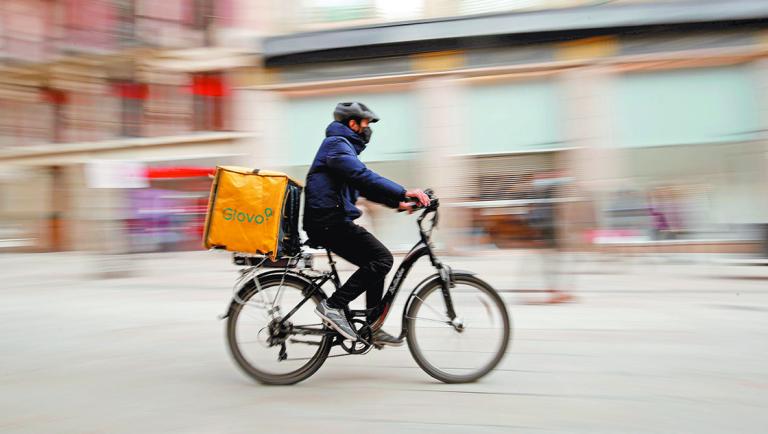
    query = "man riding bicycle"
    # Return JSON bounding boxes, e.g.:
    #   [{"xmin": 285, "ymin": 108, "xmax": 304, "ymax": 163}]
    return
[{"xmin": 304, "ymin": 102, "xmax": 430, "ymax": 346}]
